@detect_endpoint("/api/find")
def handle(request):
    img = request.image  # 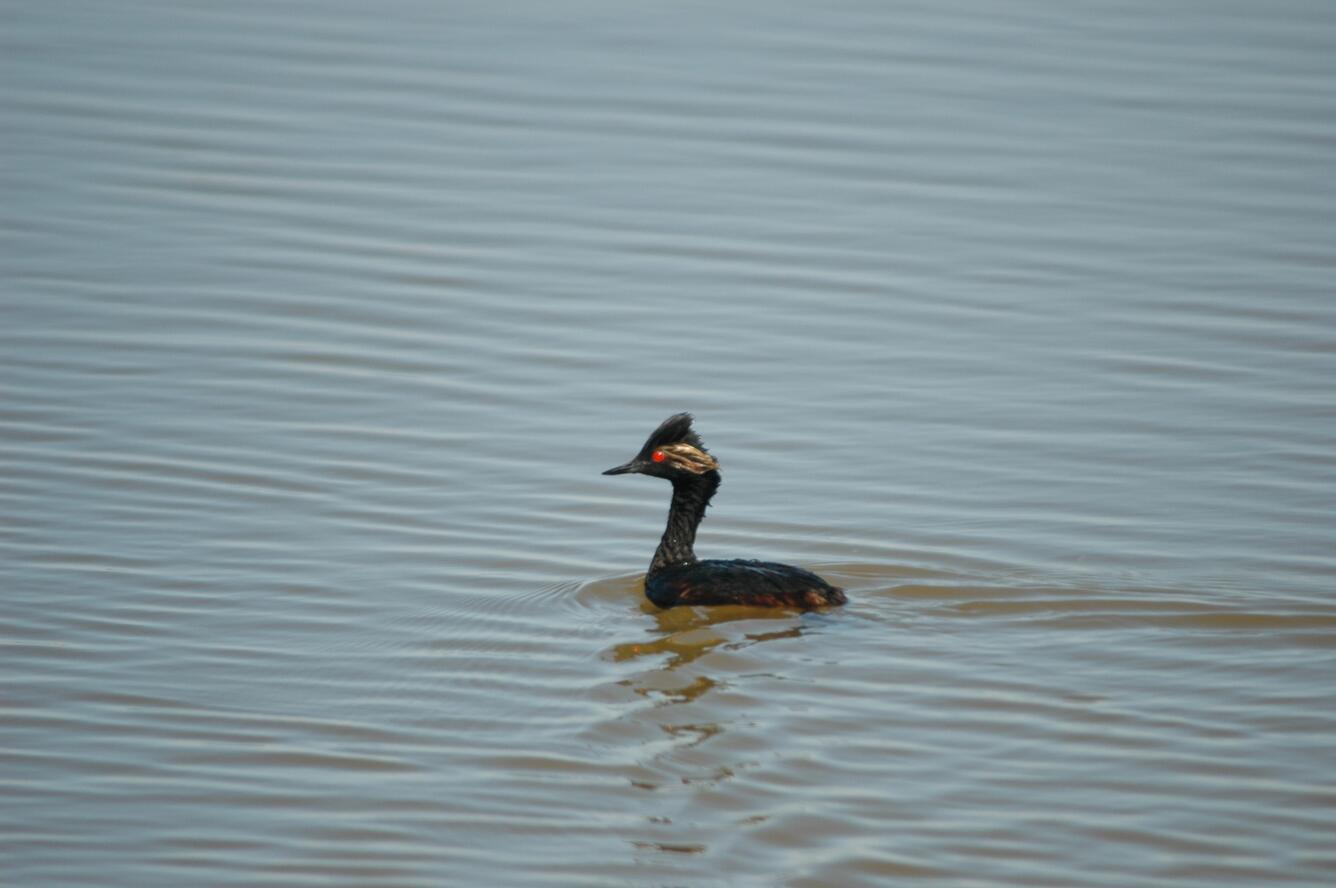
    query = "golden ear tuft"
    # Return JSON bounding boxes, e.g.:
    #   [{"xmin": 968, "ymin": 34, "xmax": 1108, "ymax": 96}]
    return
[{"xmin": 662, "ymin": 443, "xmax": 719, "ymax": 474}]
